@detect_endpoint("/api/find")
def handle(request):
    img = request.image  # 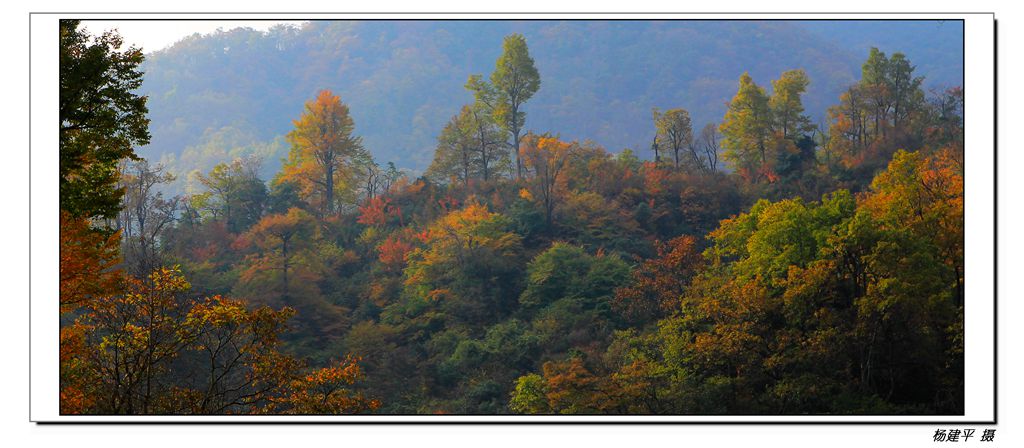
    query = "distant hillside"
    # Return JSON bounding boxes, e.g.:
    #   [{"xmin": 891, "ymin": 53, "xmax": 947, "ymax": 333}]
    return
[
  {"xmin": 793, "ymin": 20, "xmax": 963, "ymax": 88},
  {"xmin": 134, "ymin": 20, "xmax": 963, "ymax": 192}
]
